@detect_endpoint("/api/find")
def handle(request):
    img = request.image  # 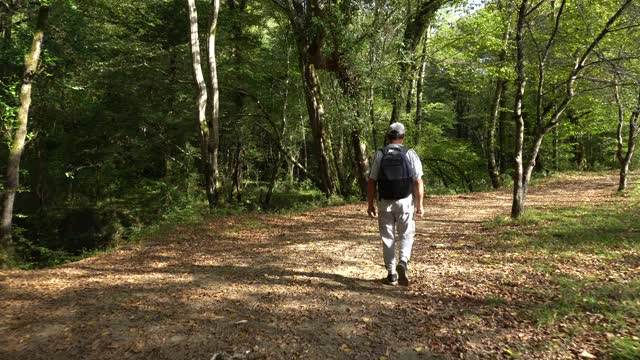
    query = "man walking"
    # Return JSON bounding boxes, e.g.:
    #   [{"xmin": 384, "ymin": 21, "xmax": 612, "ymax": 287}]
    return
[{"xmin": 367, "ymin": 123, "xmax": 424, "ymax": 286}]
